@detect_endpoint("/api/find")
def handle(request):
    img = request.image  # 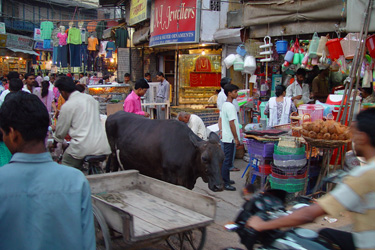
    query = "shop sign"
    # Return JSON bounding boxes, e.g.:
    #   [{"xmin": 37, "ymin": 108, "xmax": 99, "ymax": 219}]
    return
[
  {"xmin": 0, "ymin": 23, "xmax": 6, "ymax": 34},
  {"xmin": 6, "ymin": 34, "xmax": 34, "ymax": 50},
  {"xmin": 34, "ymin": 41, "xmax": 53, "ymax": 51},
  {"xmin": 34, "ymin": 28, "xmax": 42, "ymax": 41},
  {"xmin": 150, "ymin": 0, "xmax": 200, "ymax": 47},
  {"xmin": 129, "ymin": 0, "xmax": 148, "ymax": 25}
]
